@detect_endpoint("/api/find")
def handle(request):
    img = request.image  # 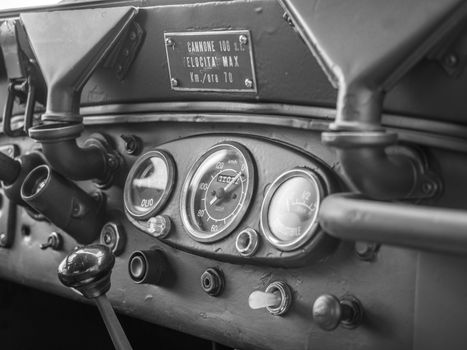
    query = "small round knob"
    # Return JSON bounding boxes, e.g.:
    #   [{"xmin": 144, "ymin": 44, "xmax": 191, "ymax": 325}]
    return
[
  {"xmin": 58, "ymin": 244, "xmax": 115, "ymax": 299},
  {"xmin": 312, "ymin": 294, "xmax": 363, "ymax": 331}
]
